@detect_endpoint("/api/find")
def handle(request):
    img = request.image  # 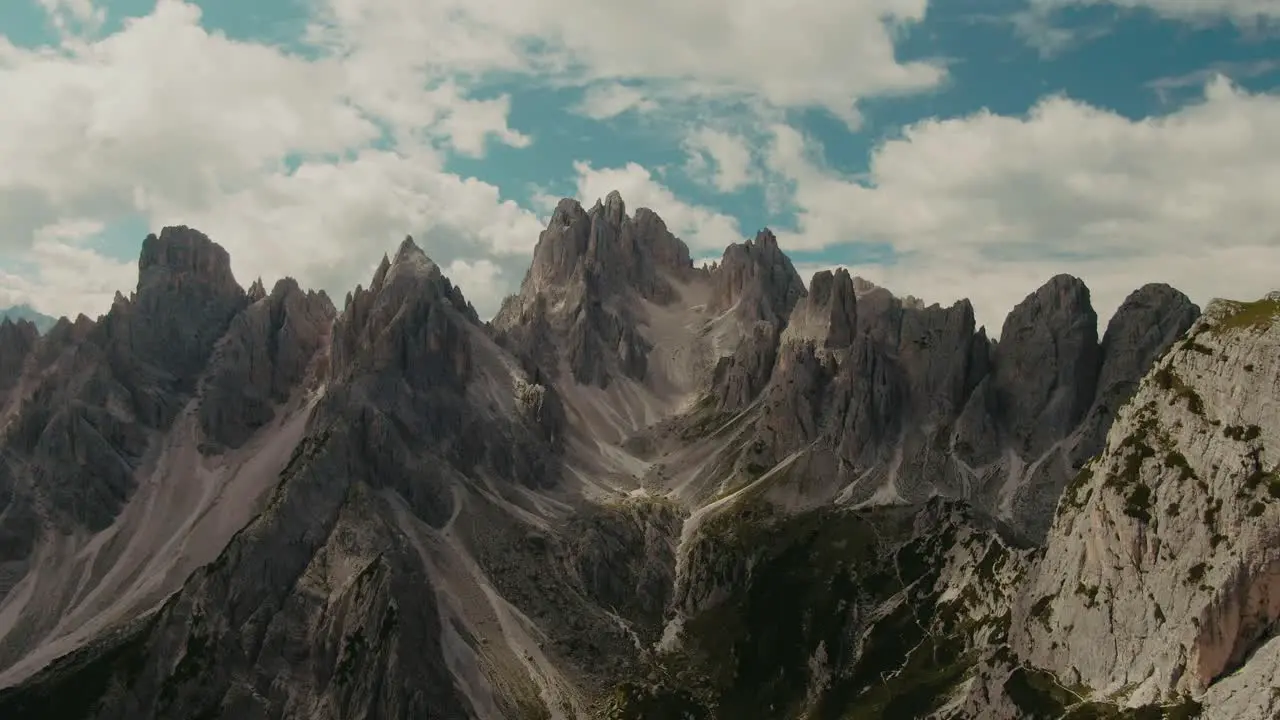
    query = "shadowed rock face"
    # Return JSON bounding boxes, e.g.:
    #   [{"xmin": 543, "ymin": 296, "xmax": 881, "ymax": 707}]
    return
[
  {"xmin": 198, "ymin": 278, "xmax": 335, "ymax": 450},
  {"xmin": 0, "ymin": 227, "xmax": 251, "ymax": 535},
  {"xmin": 1072, "ymin": 282, "xmax": 1205, "ymax": 464},
  {"xmin": 493, "ymin": 195, "xmax": 678, "ymax": 387},
  {"xmin": 697, "ymin": 268, "xmax": 1198, "ymax": 540},
  {"xmin": 990, "ymin": 274, "xmax": 1101, "ymax": 457},
  {"xmin": 709, "ymin": 229, "xmax": 806, "ymax": 327},
  {"xmin": 4, "ymin": 193, "xmax": 1267, "ymax": 720},
  {"xmin": 121, "ymin": 226, "xmax": 250, "ymax": 420},
  {"xmin": 0, "ymin": 319, "xmax": 38, "ymax": 402}
]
